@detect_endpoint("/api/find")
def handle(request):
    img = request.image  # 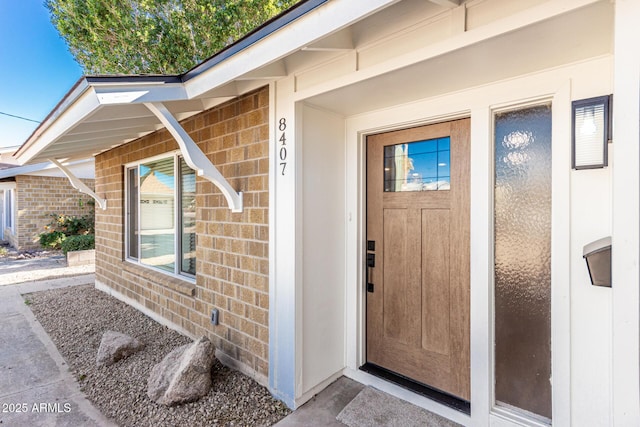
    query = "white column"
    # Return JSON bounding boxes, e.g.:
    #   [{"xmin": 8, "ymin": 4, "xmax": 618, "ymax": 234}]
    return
[
  {"xmin": 612, "ymin": 1, "xmax": 640, "ymax": 425},
  {"xmin": 268, "ymin": 77, "xmax": 299, "ymax": 408}
]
